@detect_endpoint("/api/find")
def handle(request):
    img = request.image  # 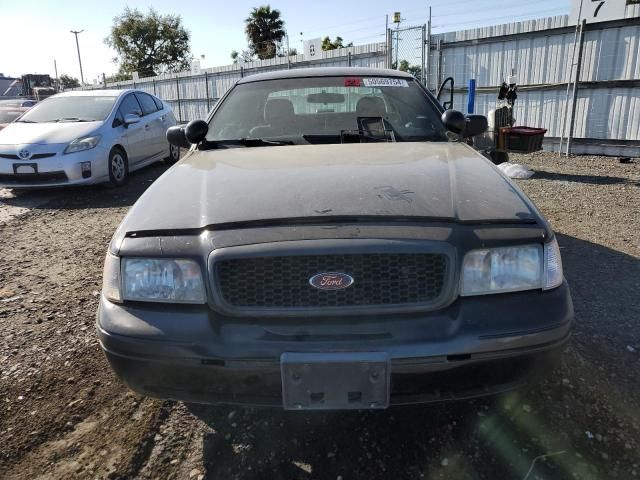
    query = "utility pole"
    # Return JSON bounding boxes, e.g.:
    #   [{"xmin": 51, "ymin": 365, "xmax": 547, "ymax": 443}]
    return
[
  {"xmin": 393, "ymin": 12, "xmax": 401, "ymax": 69},
  {"xmin": 53, "ymin": 59, "xmax": 59, "ymax": 90},
  {"xmin": 385, "ymin": 14, "xmax": 390, "ymax": 68},
  {"xmin": 70, "ymin": 29, "xmax": 85, "ymax": 85}
]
